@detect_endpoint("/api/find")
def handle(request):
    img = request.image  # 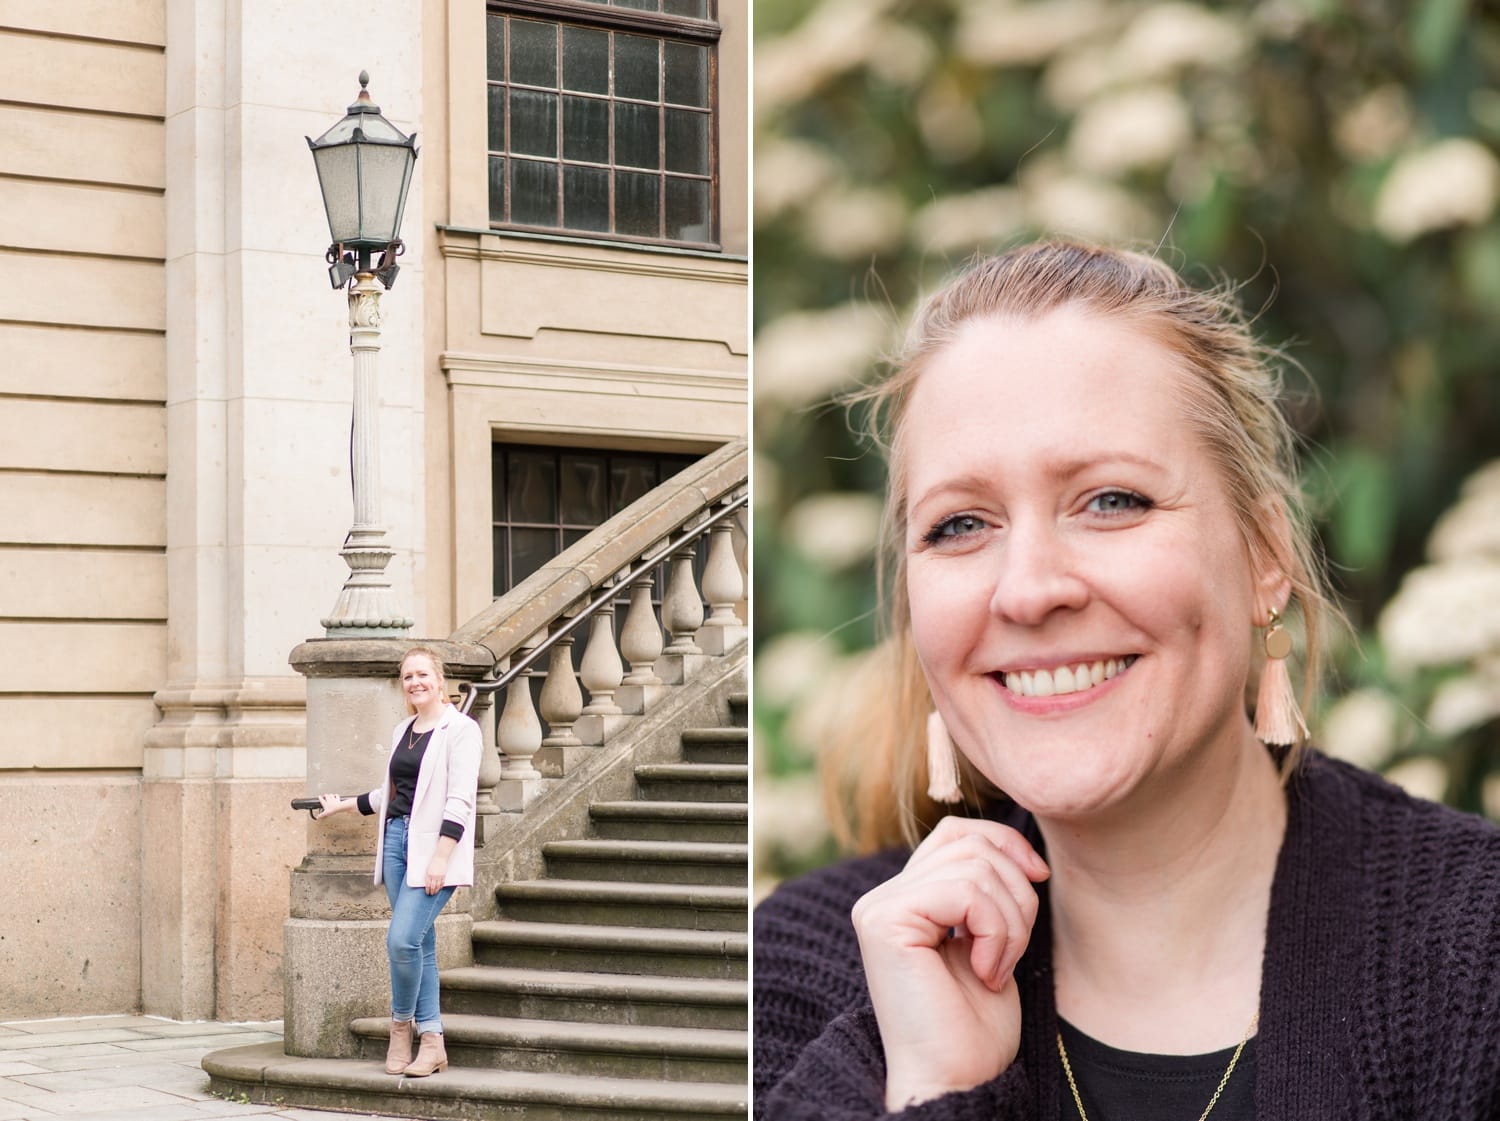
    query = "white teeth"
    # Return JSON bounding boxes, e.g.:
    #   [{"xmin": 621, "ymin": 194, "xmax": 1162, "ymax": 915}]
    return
[{"xmin": 1002, "ymin": 656, "xmax": 1135, "ymax": 698}]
